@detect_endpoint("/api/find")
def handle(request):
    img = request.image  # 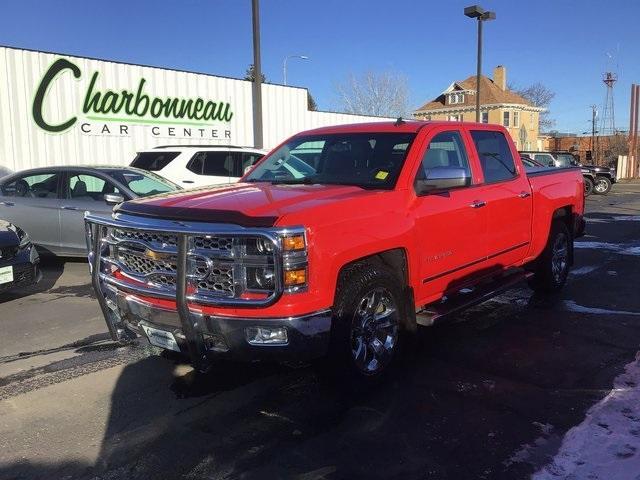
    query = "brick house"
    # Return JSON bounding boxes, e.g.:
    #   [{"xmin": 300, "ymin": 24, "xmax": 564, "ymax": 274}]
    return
[{"xmin": 413, "ymin": 66, "xmax": 544, "ymax": 150}]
